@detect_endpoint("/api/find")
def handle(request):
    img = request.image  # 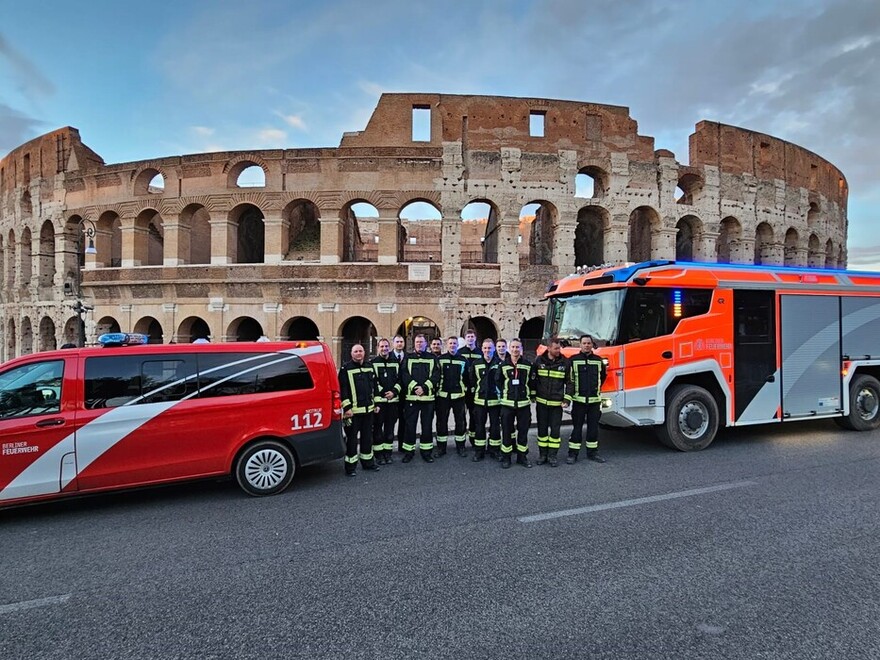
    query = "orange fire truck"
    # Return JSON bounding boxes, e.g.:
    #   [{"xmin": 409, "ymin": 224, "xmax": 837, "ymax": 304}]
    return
[{"xmin": 543, "ymin": 260, "xmax": 880, "ymax": 450}]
